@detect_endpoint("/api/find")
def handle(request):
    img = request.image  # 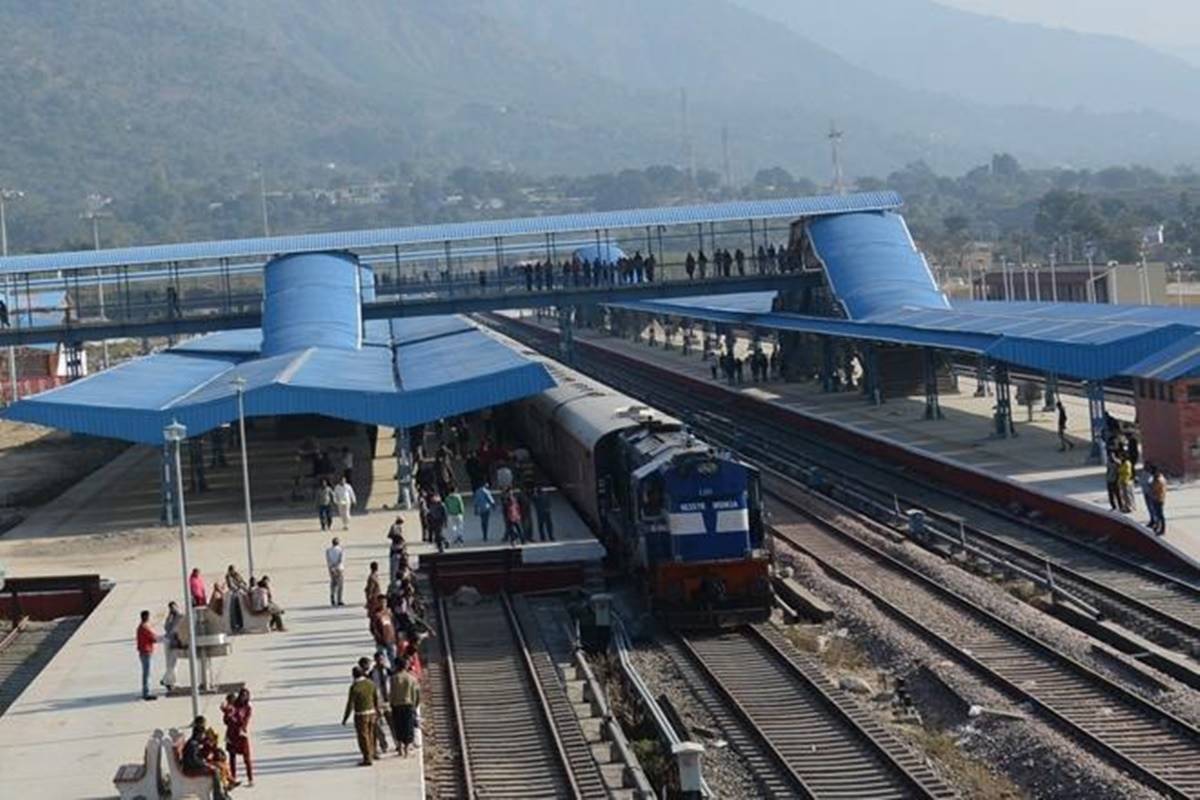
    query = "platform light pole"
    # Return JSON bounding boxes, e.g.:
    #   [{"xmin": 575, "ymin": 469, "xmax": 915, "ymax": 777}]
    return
[
  {"xmin": 1, "ymin": 188, "xmax": 23, "ymax": 405},
  {"xmin": 253, "ymin": 165, "xmax": 270, "ymax": 237},
  {"xmin": 231, "ymin": 377, "xmax": 256, "ymax": 581},
  {"xmin": 164, "ymin": 420, "xmax": 201, "ymax": 719},
  {"xmin": 82, "ymin": 194, "xmax": 112, "ymax": 369}
]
